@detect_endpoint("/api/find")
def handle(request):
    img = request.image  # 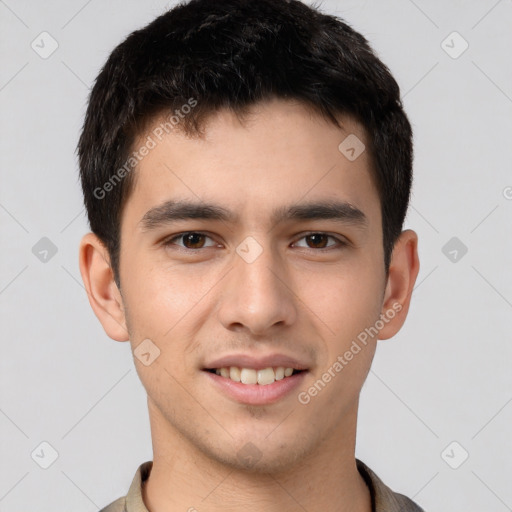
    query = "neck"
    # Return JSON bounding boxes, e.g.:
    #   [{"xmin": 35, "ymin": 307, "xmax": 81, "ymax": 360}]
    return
[{"xmin": 142, "ymin": 402, "xmax": 372, "ymax": 512}]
